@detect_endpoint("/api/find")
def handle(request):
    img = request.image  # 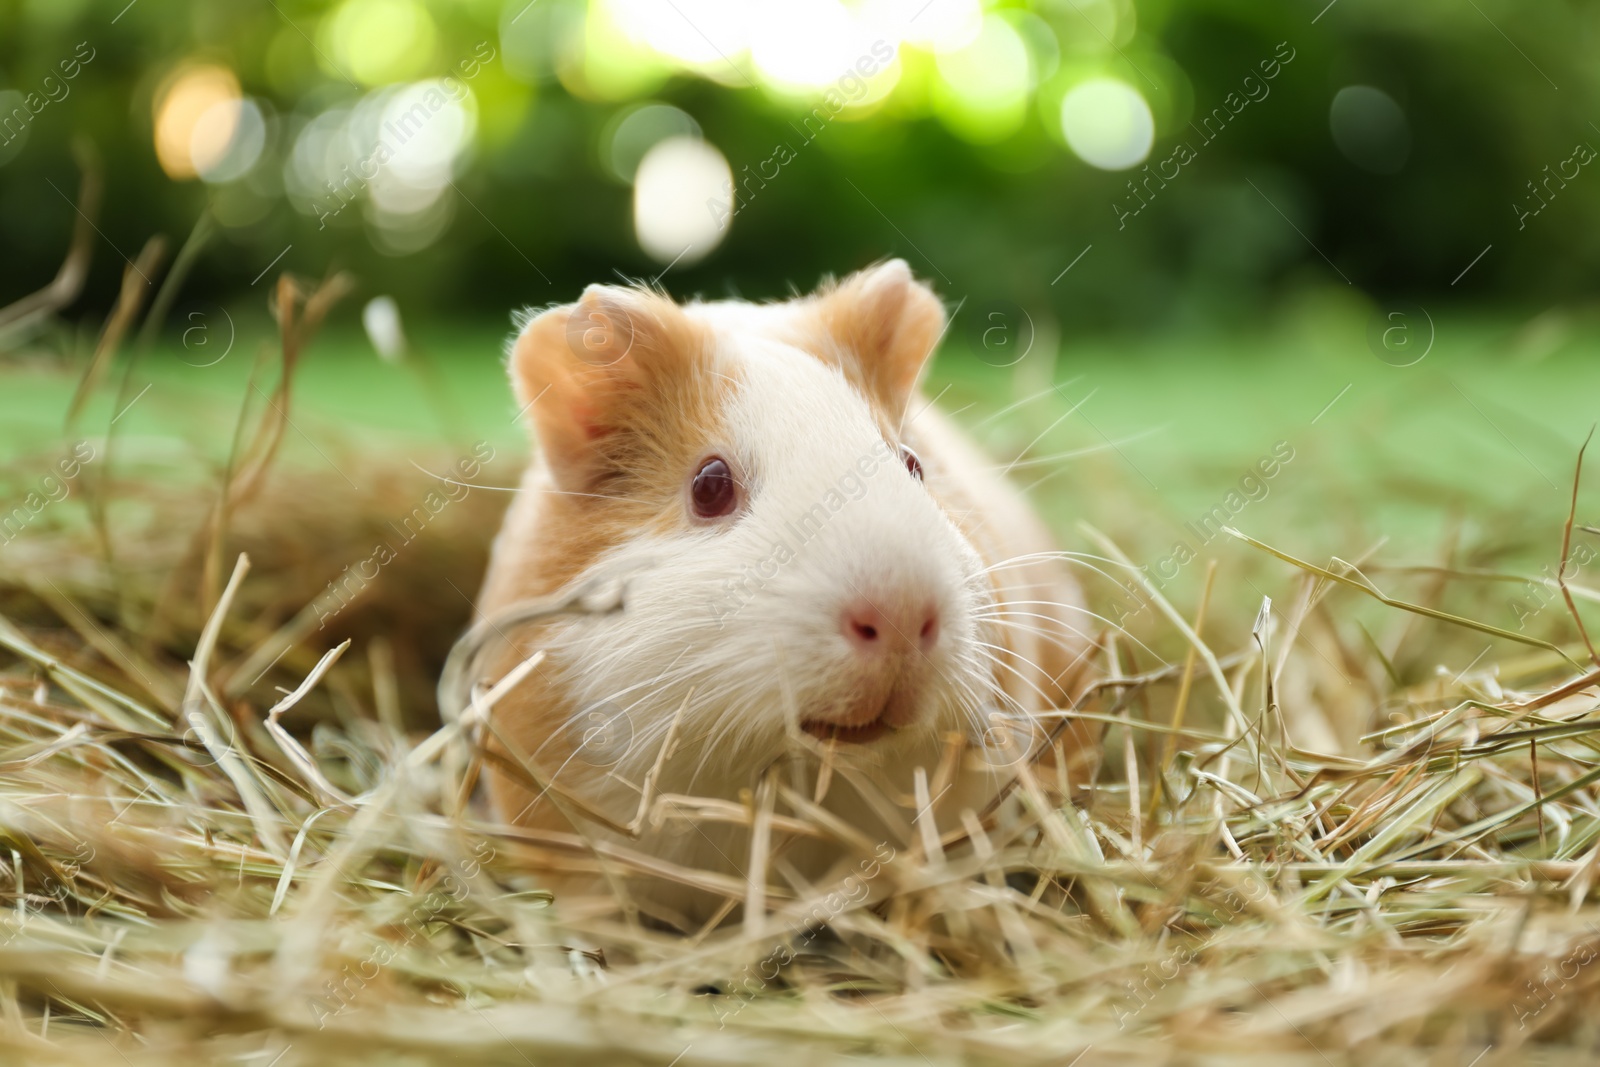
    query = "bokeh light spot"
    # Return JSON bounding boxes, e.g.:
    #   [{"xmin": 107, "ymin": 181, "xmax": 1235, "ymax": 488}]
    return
[
  {"xmin": 613, "ymin": 0, "xmax": 746, "ymax": 68},
  {"xmin": 194, "ymin": 98, "xmax": 266, "ymax": 183},
  {"xmin": 933, "ymin": 15, "xmax": 1030, "ymax": 143},
  {"xmin": 499, "ymin": 0, "xmax": 582, "ymax": 85},
  {"xmin": 375, "ymin": 80, "xmax": 478, "ymax": 193},
  {"xmin": 154, "ymin": 64, "xmax": 241, "ymax": 180},
  {"xmin": 888, "ymin": 0, "xmax": 982, "ymax": 55},
  {"xmin": 1330, "ymin": 85, "xmax": 1410, "ymax": 175},
  {"xmin": 322, "ymin": 0, "xmax": 437, "ymax": 87},
  {"xmin": 1059, "ymin": 77, "xmax": 1153, "ymax": 170},
  {"xmin": 632, "ymin": 135, "xmax": 732, "ymax": 265},
  {"xmin": 363, "ymin": 295, "xmax": 407, "ymax": 362},
  {"xmin": 572, "ymin": 0, "xmax": 669, "ymax": 100},
  {"xmin": 750, "ymin": 0, "xmax": 860, "ymax": 92},
  {"xmin": 1056, "ymin": 0, "xmax": 1126, "ymax": 54},
  {"xmin": 602, "ymin": 102, "xmax": 701, "ymax": 183}
]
